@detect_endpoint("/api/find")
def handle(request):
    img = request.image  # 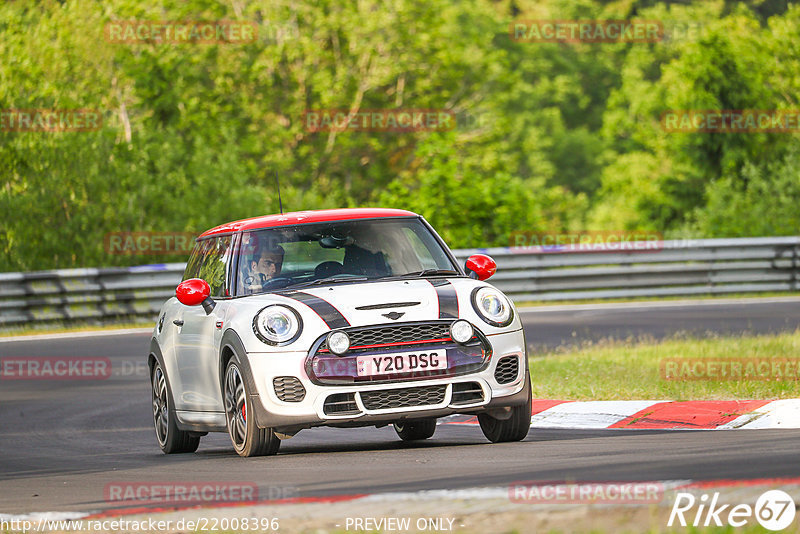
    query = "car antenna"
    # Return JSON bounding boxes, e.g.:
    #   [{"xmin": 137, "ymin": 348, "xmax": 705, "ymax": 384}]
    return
[{"xmin": 275, "ymin": 170, "xmax": 284, "ymax": 214}]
